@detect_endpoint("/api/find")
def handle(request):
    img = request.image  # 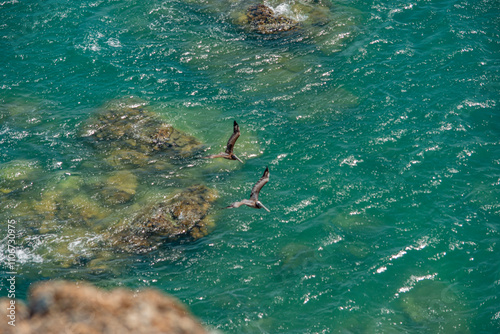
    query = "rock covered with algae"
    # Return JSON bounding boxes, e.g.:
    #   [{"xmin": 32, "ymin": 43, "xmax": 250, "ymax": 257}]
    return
[
  {"xmin": 82, "ymin": 98, "xmax": 203, "ymax": 167},
  {"xmin": 0, "ymin": 159, "xmax": 40, "ymax": 195},
  {"xmin": 109, "ymin": 185, "xmax": 218, "ymax": 253},
  {"xmin": 0, "ymin": 280, "xmax": 209, "ymax": 334},
  {"xmin": 8, "ymin": 173, "xmax": 111, "ymax": 235},
  {"xmin": 99, "ymin": 170, "xmax": 138, "ymax": 205},
  {"xmin": 245, "ymin": 4, "xmax": 300, "ymax": 34},
  {"xmin": 8, "ymin": 182, "xmax": 218, "ymax": 271},
  {"xmin": 231, "ymin": 0, "xmax": 337, "ymax": 36},
  {"xmin": 4, "ymin": 98, "xmax": 220, "ymax": 270}
]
